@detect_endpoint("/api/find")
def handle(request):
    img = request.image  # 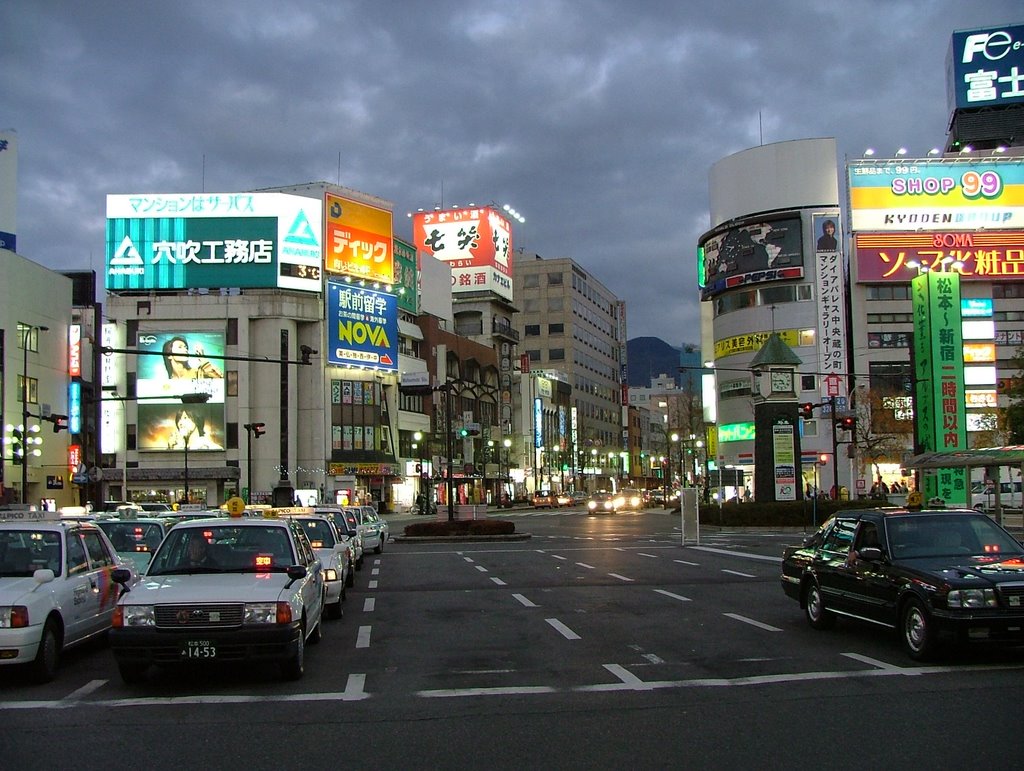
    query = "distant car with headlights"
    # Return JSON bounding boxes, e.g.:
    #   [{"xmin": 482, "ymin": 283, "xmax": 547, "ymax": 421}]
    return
[
  {"xmin": 110, "ymin": 515, "xmax": 325, "ymax": 683},
  {"xmin": 781, "ymin": 507, "xmax": 1024, "ymax": 660},
  {"xmin": 556, "ymin": 492, "xmax": 573, "ymax": 507},
  {"xmin": 587, "ymin": 493, "xmax": 622, "ymax": 514},
  {"xmin": 0, "ymin": 509, "xmax": 130, "ymax": 682},
  {"xmin": 618, "ymin": 488, "xmax": 644, "ymax": 511}
]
